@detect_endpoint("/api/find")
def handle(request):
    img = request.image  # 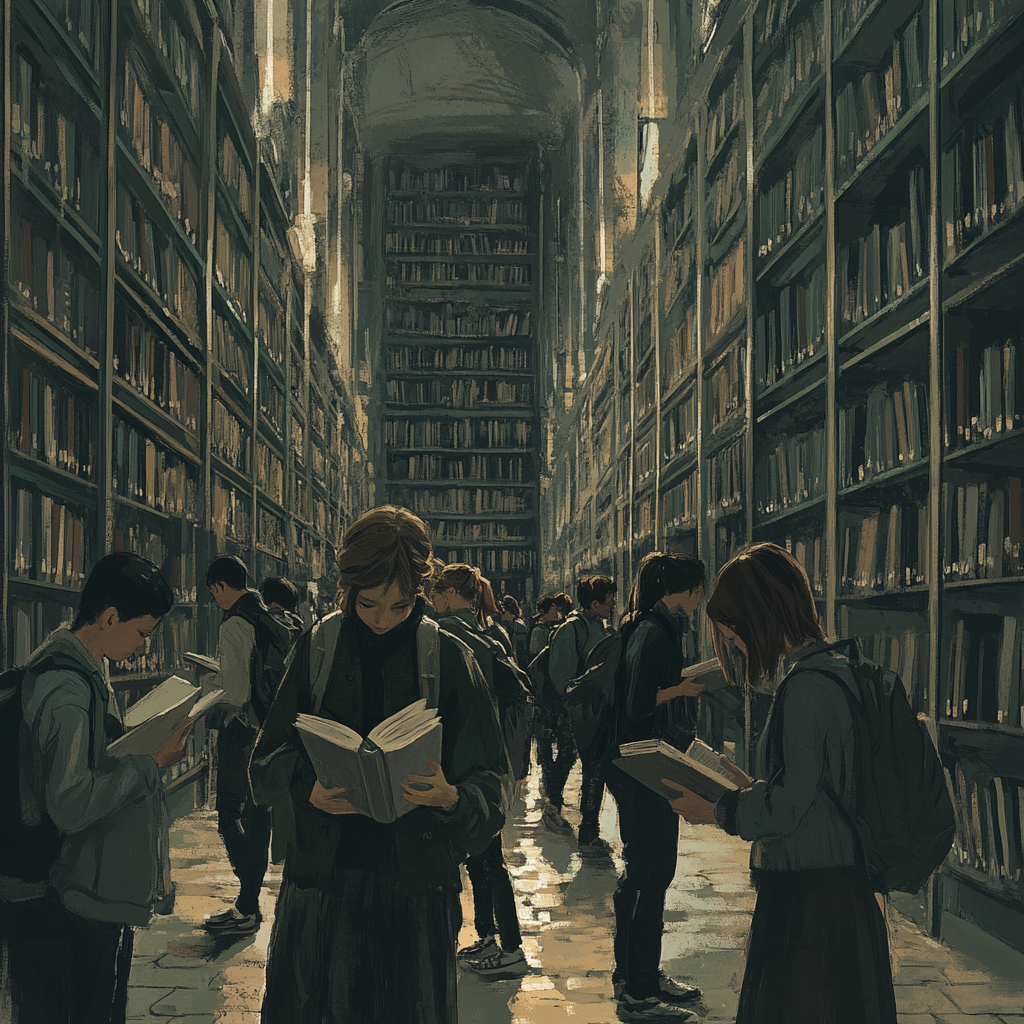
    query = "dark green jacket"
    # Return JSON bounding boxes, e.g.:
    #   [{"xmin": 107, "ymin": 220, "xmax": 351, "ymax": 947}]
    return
[{"xmin": 249, "ymin": 609, "xmax": 511, "ymax": 895}]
